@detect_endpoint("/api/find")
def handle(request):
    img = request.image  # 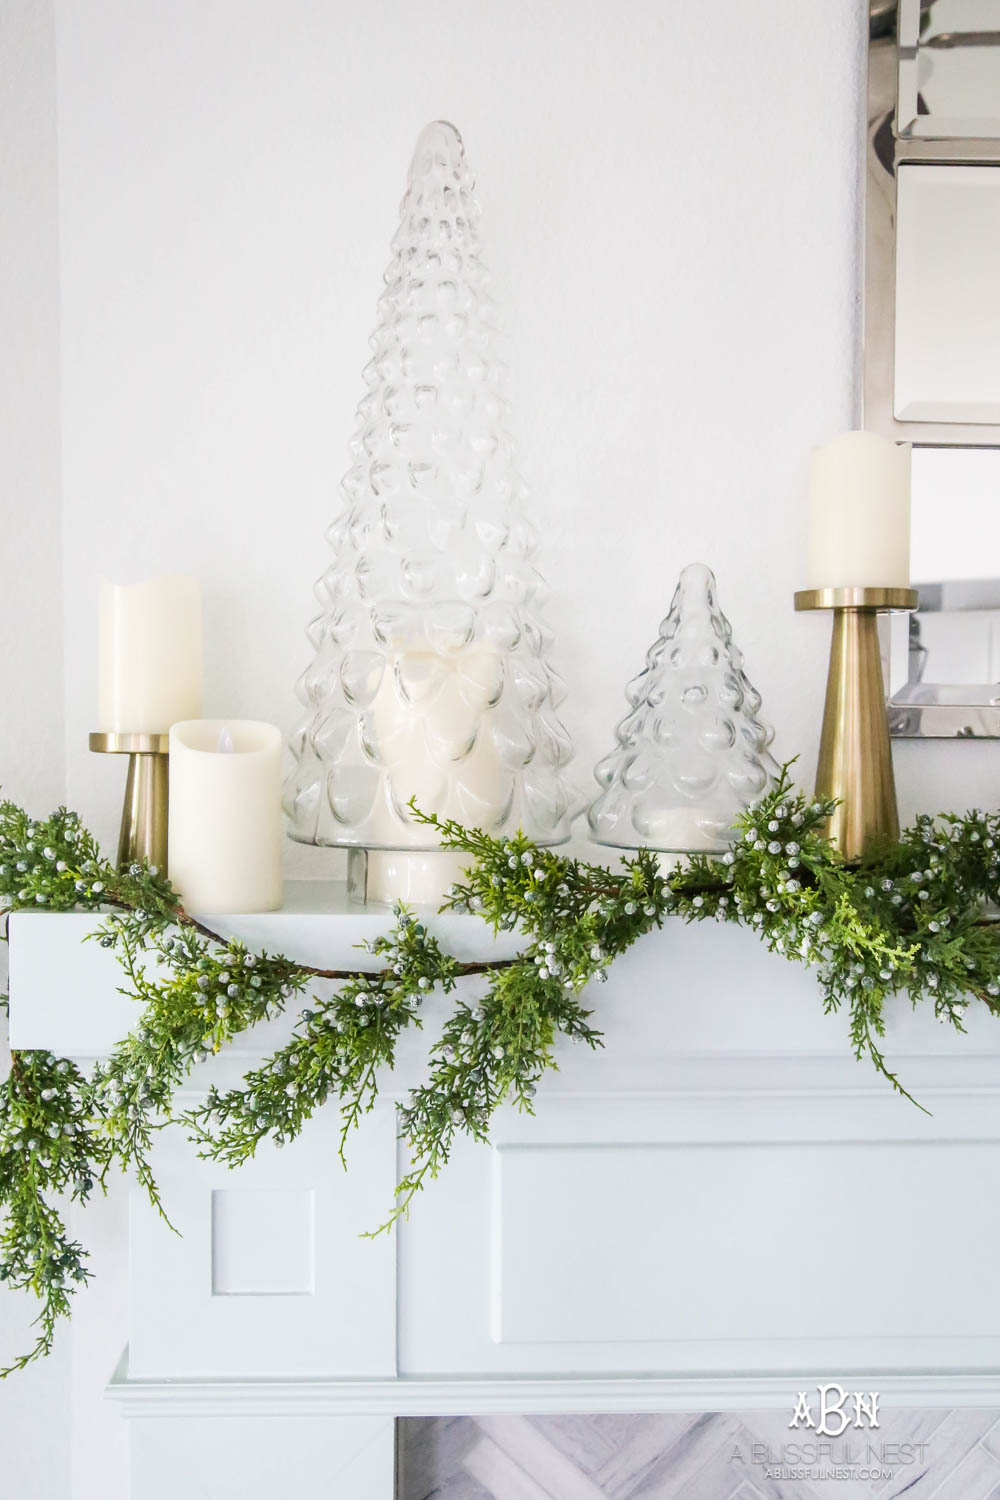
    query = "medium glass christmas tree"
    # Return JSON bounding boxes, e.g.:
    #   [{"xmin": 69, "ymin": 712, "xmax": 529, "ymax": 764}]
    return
[
  {"xmin": 588, "ymin": 563, "xmax": 778, "ymax": 854},
  {"xmin": 285, "ymin": 121, "xmax": 574, "ymax": 901}
]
